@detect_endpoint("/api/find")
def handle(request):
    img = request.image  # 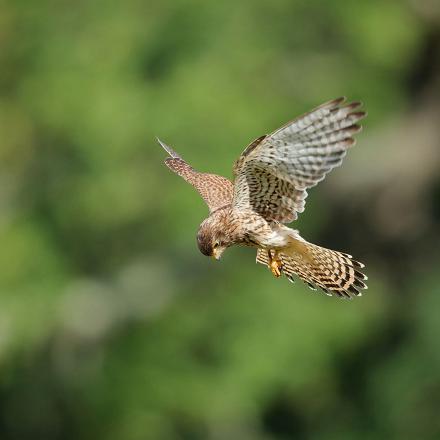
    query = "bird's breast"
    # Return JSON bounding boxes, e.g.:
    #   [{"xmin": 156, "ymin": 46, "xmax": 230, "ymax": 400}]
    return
[{"xmin": 239, "ymin": 217, "xmax": 293, "ymax": 249}]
